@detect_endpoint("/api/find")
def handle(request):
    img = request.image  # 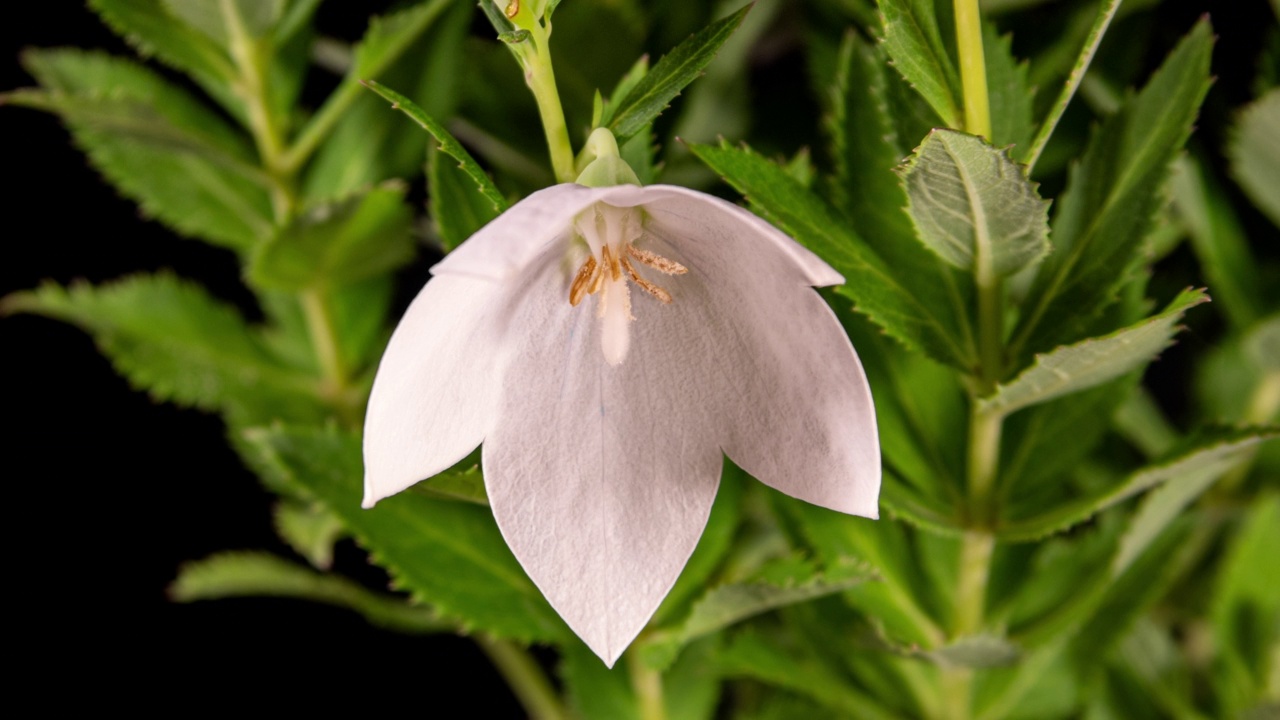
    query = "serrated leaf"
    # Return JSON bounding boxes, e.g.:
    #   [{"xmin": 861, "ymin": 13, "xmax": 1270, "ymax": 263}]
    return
[
  {"xmin": 86, "ymin": 0, "xmax": 240, "ymax": 112},
  {"xmin": 170, "ymin": 551, "xmax": 450, "ymax": 634},
  {"xmin": 984, "ymin": 22, "xmax": 1035, "ymax": 154},
  {"xmin": 879, "ymin": 0, "xmax": 962, "ymax": 129},
  {"xmin": 162, "ymin": 0, "xmax": 285, "ymax": 44},
  {"xmin": 926, "ymin": 634, "xmax": 1020, "ymax": 668},
  {"xmin": 429, "ymin": 144, "xmax": 502, "ymax": 251},
  {"xmin": 599, "ymin": 54, "xmax": 649, "ymax": 130},
  {"xmin": 900, "ymin": 129, "xmax": 1050, "ymax": 276},
  {"xmin": 1229, "ymin": 88, "xmax": 1280, "ymax": 228},
  {"xmin": 981, "ymin": 289, "xmax": 1208, "ymax": 417},
  {"xmin": 1211, "ymin": 495, "xmax": 1280, "ymax": 717},
  {"xmin": 239, "ymin": 425, "xmax": 568, "ymax": 642},
  {"xmin": 639, "ymin": 558, "xmax": 872, "ymax": 670},
  {"xmin": 689, "ymin": 141, "xmax": 978, "ymax": 372},
  {"xmin": 1012, "ymin": 20, "xmax": 1214, "ymax": 357},
  {"xmin": 250, "ymin": 185, "xmax": 414, "ymax": 291},
  {"xmin": 363, "ymin": 79, "xmax": 507, "ymax": 214},
  {"xmin": 2, "ymin": 274, "xmax": 325, "ymax": 426},
  {"xmin": 998, "ymin": 426, "xmax": 1275, "ymax": 542},
  {"xmin": 413, "ymin": 462, "xmax": 489, "ymax": 505},
  {"xmin": 302, "ymin": 0, "xmax": 465, "ymax": 200},
  {"xmin": 605, "ymin": 5, "xmax": 750, "ymax": 143},
  {"xmin": 274, "ymin": 501, "xmax": 345, "ymax": 569},
  {"xmin": 1172, "ymin": 156, "xmax": 1265, "ymax": 330},
  {"xmin": 16, "ymin": 50, "xmax": 274, "ymax": 250}
]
